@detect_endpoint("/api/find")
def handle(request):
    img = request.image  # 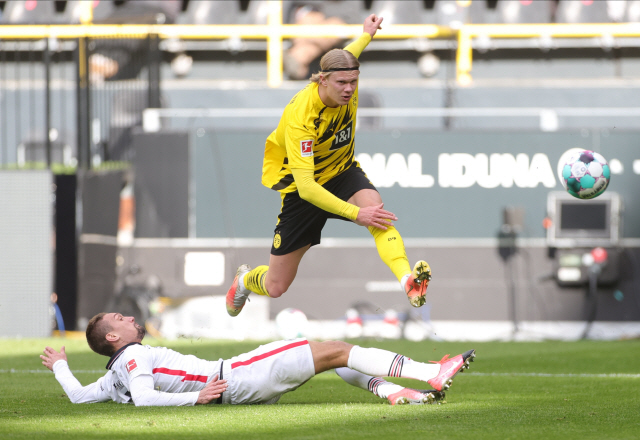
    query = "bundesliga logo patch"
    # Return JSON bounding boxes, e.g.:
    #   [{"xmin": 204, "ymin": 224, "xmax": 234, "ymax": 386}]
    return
[
  {"xmin": 300, "ymin": 140, "xmax": 314, "ymax": 157},
  {"xmin": 126, "ymin": 359, "xmax": 138, "ymax": 374}
]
